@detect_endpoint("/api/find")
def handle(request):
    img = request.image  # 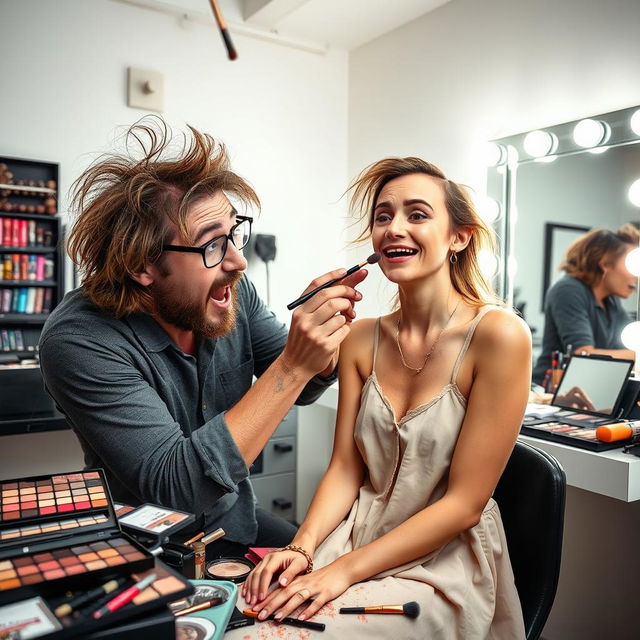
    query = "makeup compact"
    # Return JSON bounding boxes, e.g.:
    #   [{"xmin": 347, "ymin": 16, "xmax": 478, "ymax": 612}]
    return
[
  {"xmin": 117, "ymin": 503, "xmax": 195, "ymax": 543},
  {"xmin": 522, "ymin": 355, "xmax": 635, "ymax": 451},
  {"xmin": 204, "ymin": 557, "xmax": 254, "ymax": 584}
]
